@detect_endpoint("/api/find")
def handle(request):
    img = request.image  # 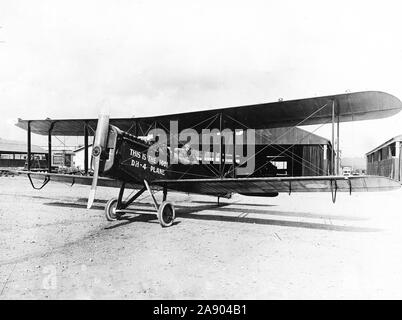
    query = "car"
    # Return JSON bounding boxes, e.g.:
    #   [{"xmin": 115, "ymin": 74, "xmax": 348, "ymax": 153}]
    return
[{"xmin": 343, "ymin": 167, "xmax": 352, "ymax": 176}]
